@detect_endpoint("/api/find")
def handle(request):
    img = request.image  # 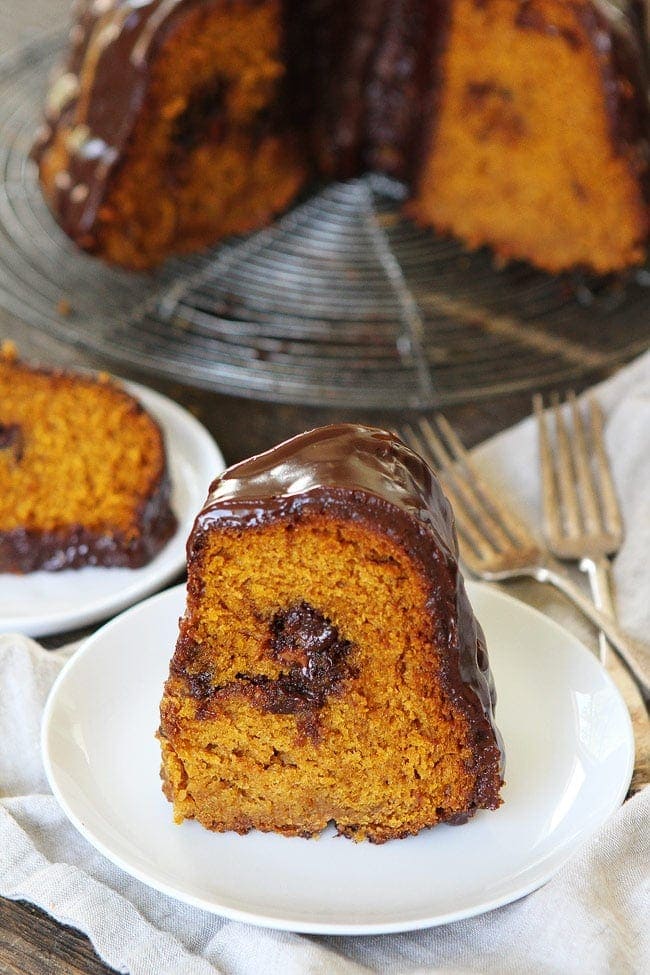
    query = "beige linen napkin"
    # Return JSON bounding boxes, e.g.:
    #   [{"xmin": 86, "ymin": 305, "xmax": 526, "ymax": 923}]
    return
[{"xmin": 2, "ymin": 351, "xmax": 650, "ymax": 975}]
